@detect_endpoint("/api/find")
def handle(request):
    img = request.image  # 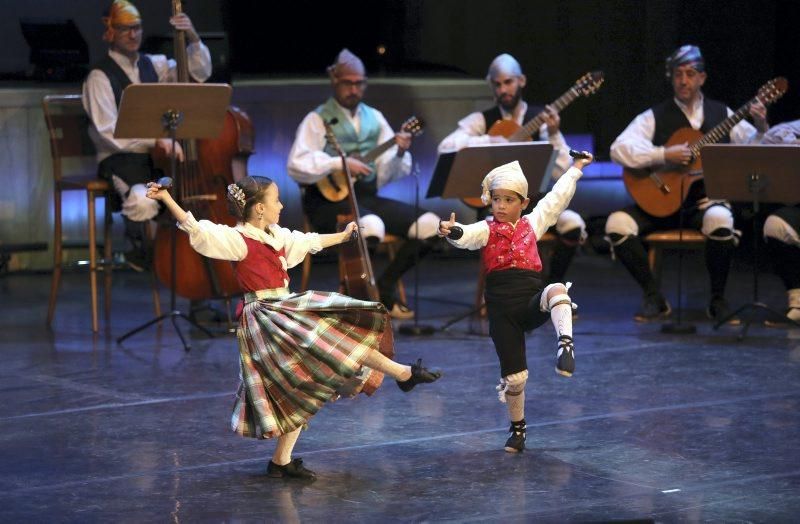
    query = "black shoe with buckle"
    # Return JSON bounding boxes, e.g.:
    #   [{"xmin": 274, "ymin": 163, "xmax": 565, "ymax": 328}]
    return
[
  {"xmin": 555, "ymin": 335, "xmax": 575, "ymax": 377},
  {"xmin": 707, "ymin": 295, "xmax": 740, "ymax": 325},
  {"xmin": 396, "ymin": 358, "xmax": 442, "ymax": 392},
  {"xmin": 267, "ymin": 458, "xmax": 317, "ymax": 481},
  {"xmin": 504, "ymin": 419, "xmax": 526, "ymax": 453},
  {"xmin": 634, "ymin": 293, "xmax": 671, "ymax": 322}
]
